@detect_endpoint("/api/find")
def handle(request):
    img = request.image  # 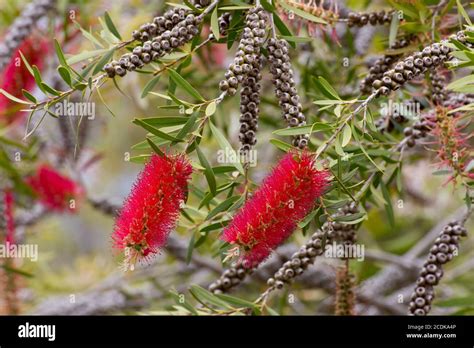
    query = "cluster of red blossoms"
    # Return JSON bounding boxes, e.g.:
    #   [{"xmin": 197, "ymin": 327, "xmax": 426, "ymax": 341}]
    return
[
  {"xmin": 112, "ymin": 151, "xmax": 328, "ymax": 271},
  {"xmin": 222, "ymin": 151, "xmax": 329, "ymax": 267},
  {"xmin": 26, "ymin": 165, "xmax": 83, "ymax": 212},
  {"xmin": 0, "ymin": 36, "xmax": 50, "ymax": 124},
  {"xmin": 112, "ymin": 154, "xmax": 192, "ymax": 270}
]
